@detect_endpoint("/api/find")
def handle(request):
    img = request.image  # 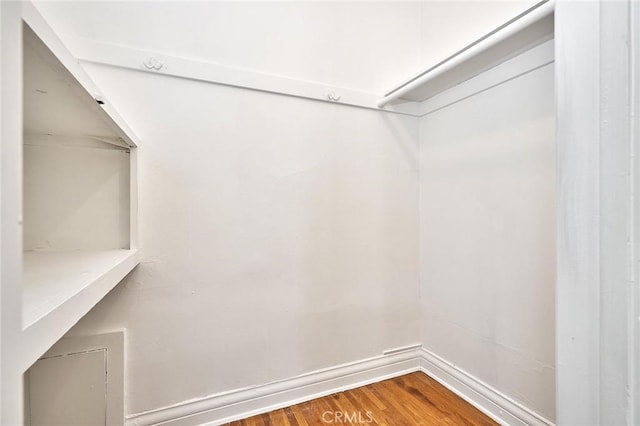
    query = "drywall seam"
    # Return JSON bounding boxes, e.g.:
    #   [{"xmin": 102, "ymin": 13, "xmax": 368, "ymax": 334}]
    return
[
  {"xmin": 124, "ymin": 348, "xmax": 553, "ymax": 426},
  {"xmin": 419, "ymin": 348, "xmax": 555, "ymax": 426}
]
